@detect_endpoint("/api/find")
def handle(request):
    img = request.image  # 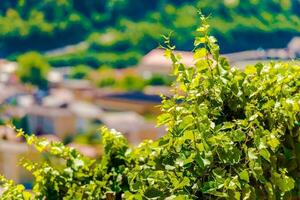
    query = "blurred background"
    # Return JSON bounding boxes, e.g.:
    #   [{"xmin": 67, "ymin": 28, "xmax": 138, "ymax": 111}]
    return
[{"xmin": 0, "ymin": 0, "xmax": 300, "ymax": 188}]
